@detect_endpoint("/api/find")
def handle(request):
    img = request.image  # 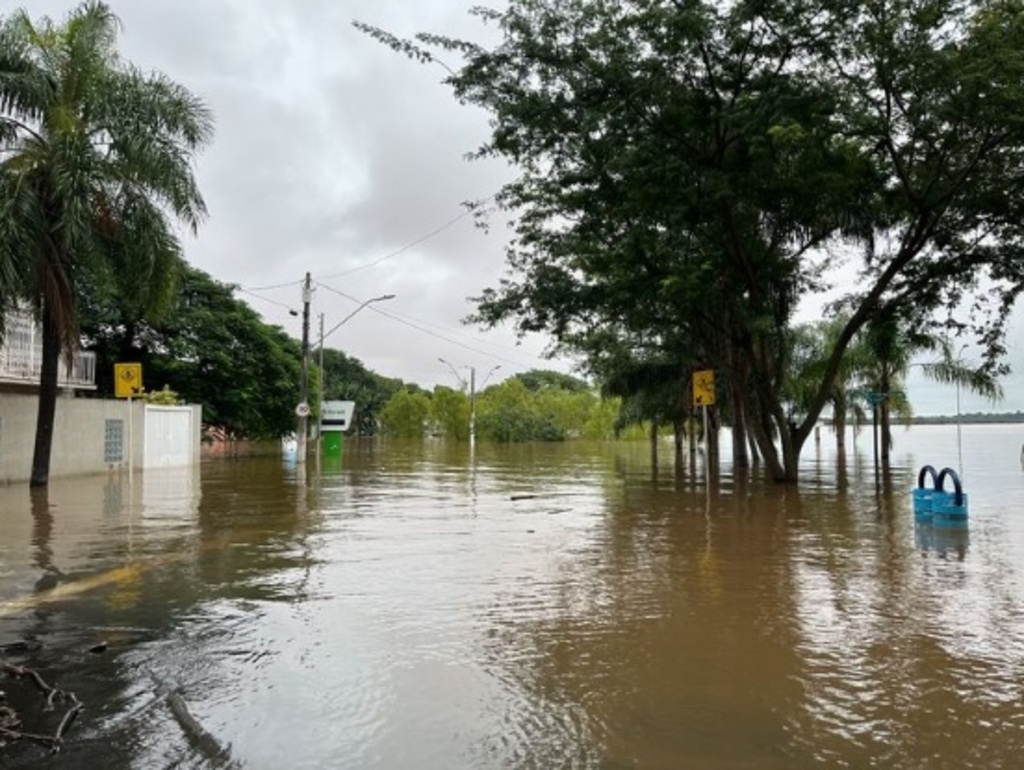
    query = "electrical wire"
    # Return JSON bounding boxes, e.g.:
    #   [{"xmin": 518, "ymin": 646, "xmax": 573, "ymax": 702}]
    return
[
  {"xmin": 242, "ymin": 279, "xmax": 303, "ymax": 292},
  {"xmin": 236, "ymin": 287, "xmax": 298, "ymax": 313},
  {"xmin": 315, "ymin": 281, "xmax": 544, "ymax": 371},
  {"xmin": 314, "ymin": 279, "xmax": 528, "ymax": 360},
  {"xmin": 238, "ymin": 194, "xmax": 495, "ymax": 296},
  {"xmin": 317, "ymin": 194, "xmax": 495, "ymax": 280}
]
